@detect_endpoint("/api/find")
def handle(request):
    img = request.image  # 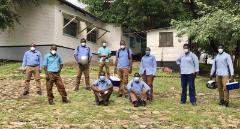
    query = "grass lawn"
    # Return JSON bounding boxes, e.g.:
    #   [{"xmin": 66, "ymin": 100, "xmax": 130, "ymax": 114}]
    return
[{"xmin": 0, "ymin": 61, "xmax": 240, "ymax": 129}]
